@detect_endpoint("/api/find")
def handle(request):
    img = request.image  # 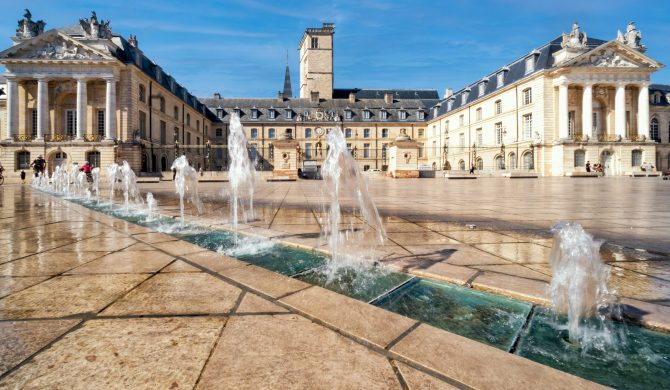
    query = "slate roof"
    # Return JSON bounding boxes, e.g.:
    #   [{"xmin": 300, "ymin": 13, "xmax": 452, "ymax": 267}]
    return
[
  {"xmin": 650, "ymin": 84, "xmax": 670, "ymax": 106},
  {"xmin": 430, "ymin": 36, "xmax": 608, "ymax": 119}
]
